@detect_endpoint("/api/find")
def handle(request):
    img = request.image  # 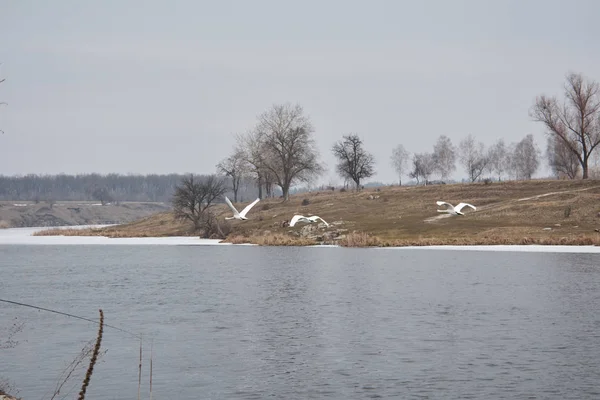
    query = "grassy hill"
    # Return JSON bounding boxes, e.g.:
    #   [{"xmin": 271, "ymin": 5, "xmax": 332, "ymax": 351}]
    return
[{"xmin": 32, "ymin": 179, "xmax": 600, "ymax": 246}]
